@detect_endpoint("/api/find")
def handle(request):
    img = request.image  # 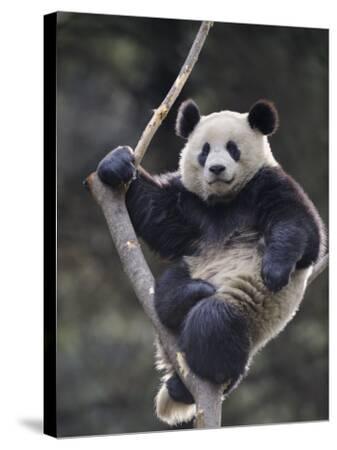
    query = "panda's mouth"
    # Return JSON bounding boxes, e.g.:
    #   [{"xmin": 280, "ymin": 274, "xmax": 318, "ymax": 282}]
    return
[{"xmin": 208, "ymin": 176, "xmax": 235, "ymax": 185}]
